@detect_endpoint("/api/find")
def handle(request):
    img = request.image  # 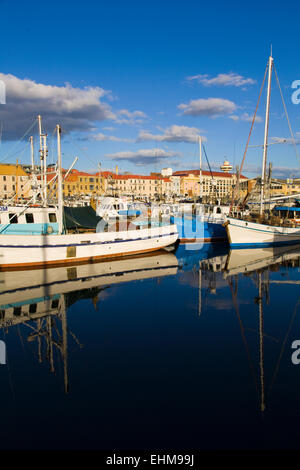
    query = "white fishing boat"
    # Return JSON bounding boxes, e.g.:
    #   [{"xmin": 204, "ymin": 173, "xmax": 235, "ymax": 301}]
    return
[
  {"xmin": 225, "ymin": 52, "xmax": 300, "ymax": 248},
  {"xmin": 0, "ymin": 123, "xmax": 178, "ymax": 270}
]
